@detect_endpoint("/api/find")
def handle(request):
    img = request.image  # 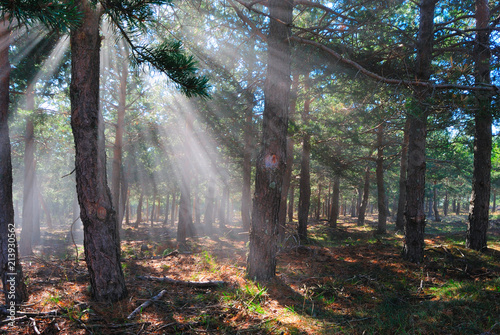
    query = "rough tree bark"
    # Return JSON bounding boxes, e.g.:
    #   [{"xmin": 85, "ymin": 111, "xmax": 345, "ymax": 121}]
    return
[
  {"xmin": 0, "ymin": 19, "xmax": 28, "ymax": 306},
  {"xmin": 466, "ymin": 0, "xmax": 492, "ymax": 252},
  {"xmin": 247, "ymin": 0, "xmax": 292, "ymax": 281},
  {"xmin": 403, "ymin": 0, "xmax": 436, "ymax": 263},
  {"xmin": 70, "ymin": 0, "xmax": 127, "ymax": 302}
]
